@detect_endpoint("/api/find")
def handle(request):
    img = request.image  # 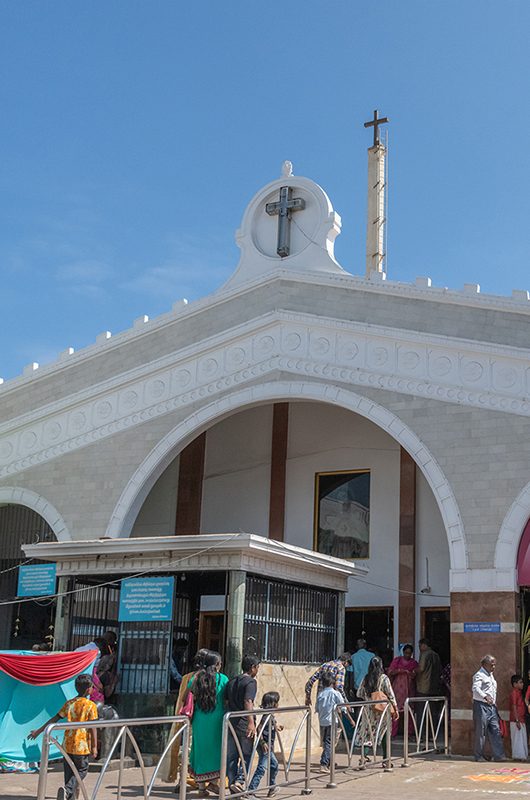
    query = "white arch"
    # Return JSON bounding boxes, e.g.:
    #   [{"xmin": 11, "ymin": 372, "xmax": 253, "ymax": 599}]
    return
[
  {"xmin": 106, "ymin": 380, "xmax": 467, "ymax": 571},
  {"xmin": 495, "ymin": 481, "xmax": 530, "ymax": 574},
  {"xmin": 0, "ymin": 486, "xmax": 71, "ymax": 541}
]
